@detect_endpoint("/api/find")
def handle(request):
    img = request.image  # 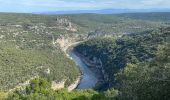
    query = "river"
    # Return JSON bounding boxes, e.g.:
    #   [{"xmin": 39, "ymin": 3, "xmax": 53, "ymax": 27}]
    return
[{"xmin": 69, "ymin": 49, "xmax": 98, "ymax": 89}]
